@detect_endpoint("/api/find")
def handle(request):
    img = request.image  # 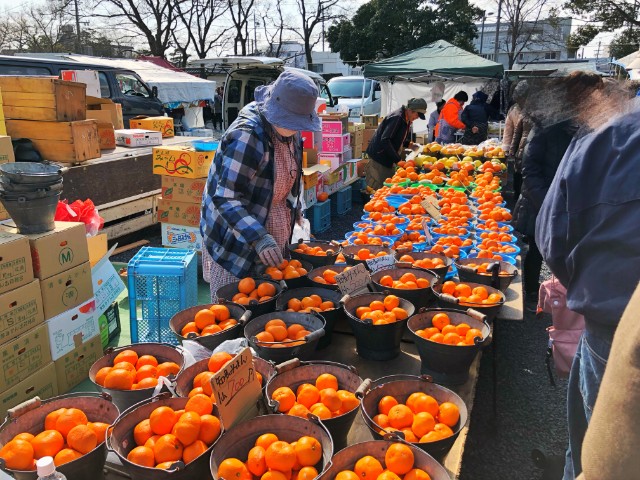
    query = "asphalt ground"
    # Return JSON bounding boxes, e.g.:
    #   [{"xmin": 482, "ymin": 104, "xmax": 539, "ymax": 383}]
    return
[{"xmin": 110, "ymin": 182, "xmax": 569, "ymax": 480}]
